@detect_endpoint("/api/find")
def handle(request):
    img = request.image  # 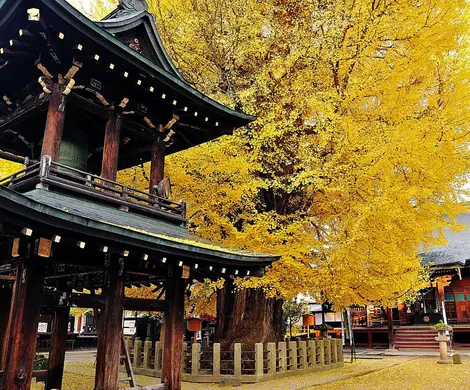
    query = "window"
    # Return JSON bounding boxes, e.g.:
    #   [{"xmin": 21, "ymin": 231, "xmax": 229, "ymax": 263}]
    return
[
  {"xmin": 444, "ymin": 294, "xmax": 455, "ymax": 302},
  {"xmin": 455, "ymin": 294, "xmax": 466, "ymax": 302}
]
